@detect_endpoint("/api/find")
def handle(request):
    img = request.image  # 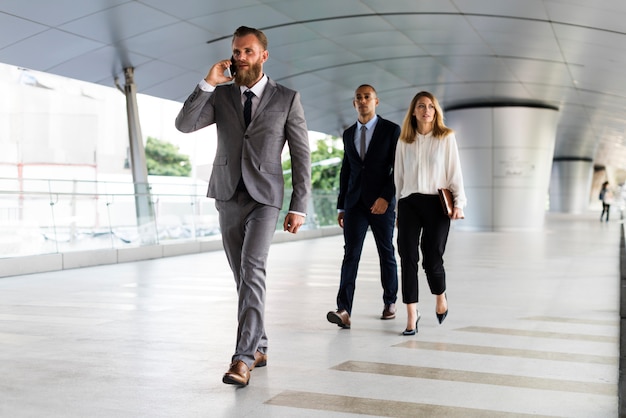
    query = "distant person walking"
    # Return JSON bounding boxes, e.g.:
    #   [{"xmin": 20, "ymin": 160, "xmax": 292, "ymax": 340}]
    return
[{"xmin": 599, "ymin": 181, "xmax": 612, "ymax": 222}]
